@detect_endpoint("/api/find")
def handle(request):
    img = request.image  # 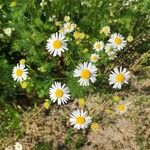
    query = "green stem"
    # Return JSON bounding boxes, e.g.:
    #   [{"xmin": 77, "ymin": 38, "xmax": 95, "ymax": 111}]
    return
[
  {"xmin": 26, "ymin": 65, "xmax": 67, "ymax": 80},
  {"xmin": 67, "ymin": 53, "xmax": 76, "ymax": 67}
]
